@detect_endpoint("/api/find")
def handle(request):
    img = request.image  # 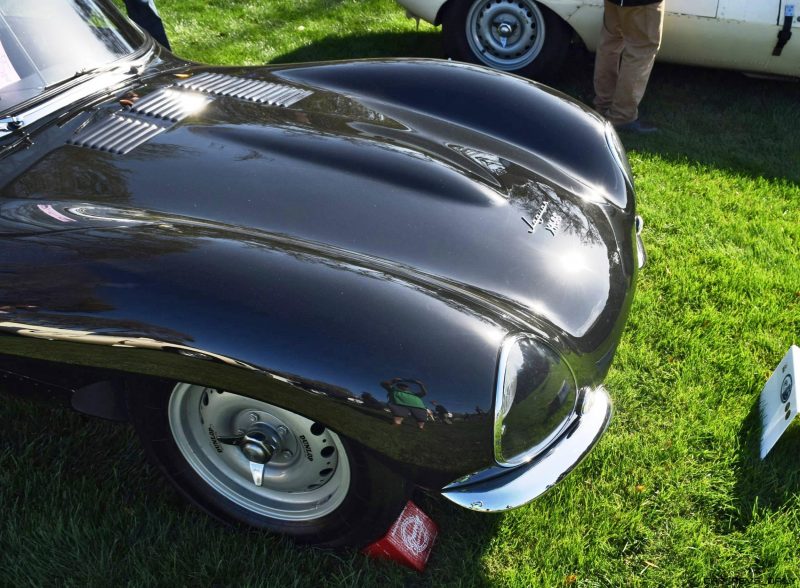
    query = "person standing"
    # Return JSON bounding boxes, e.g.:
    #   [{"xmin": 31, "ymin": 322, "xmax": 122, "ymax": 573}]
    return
[
  {"xmin": 382, "ymin": 378, "xmax": 429, "ymax": 430},
  {"xmin": 593, "ymin": 0, "xmax": 664, "ymax": 133},
  {"xmin": 123, "ymin": 0, "xmax": 171, "ymax": 50}
]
